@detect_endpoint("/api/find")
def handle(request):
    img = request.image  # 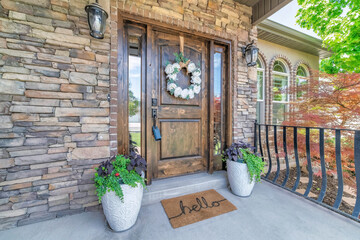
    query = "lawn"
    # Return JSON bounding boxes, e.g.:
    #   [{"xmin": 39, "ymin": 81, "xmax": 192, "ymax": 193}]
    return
[{"xmin": 130, "ymin": 131, "xmax": 141, "ymax": 147}]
